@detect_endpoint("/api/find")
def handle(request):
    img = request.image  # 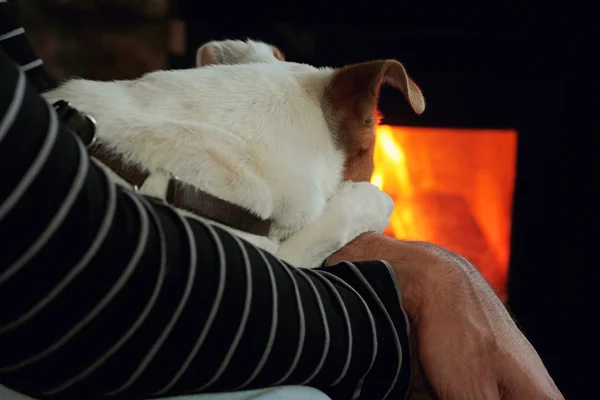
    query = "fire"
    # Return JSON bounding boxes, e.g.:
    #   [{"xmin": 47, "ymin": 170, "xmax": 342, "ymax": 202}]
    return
[{"xmin": 371, "ymin": 125, "xmax": 517, "ymax": 299}]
